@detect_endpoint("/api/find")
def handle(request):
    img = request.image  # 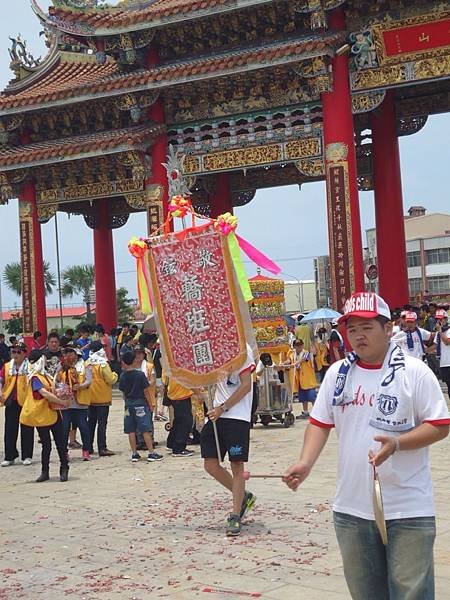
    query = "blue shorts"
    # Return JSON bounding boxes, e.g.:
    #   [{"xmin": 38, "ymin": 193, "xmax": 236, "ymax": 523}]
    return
[
  {"xmin": 124, "ymin": 405, "xmax": 153, "ymax": 434},
  {"xmin": 298, "ymin": 388, "xmax": 317, "ymax": 403}
]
